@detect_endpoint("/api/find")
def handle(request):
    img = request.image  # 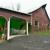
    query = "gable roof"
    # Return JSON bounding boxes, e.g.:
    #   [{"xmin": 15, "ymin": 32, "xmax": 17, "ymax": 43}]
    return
[
  {"xmin": 28, "ymin": 4, "xmax": 47, "ymax": 14},
  {"xmin": 28, "ymin": 4, "xmax": 50, "ymax": 21},
  {"xmin": 0, "ymin": 7, "xmax": 31, "ymax": 16}
]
